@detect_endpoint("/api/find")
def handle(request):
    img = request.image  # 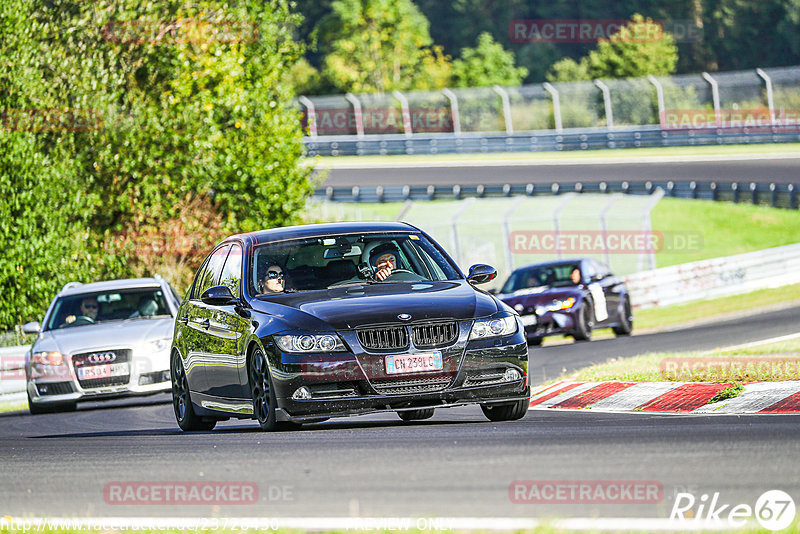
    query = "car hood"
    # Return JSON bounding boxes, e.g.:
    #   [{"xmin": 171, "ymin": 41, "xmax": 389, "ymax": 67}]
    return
[
  {"xmin": 35, "ymin": 317, "xmax": 174, "ymax": 356},
  {"xmin": 499, "ymin": 286, "xmax": 582, "ymax": 307},
  {"xmin": 251, "ymin": 280, "xmax": 500, "ymax": 330}
]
